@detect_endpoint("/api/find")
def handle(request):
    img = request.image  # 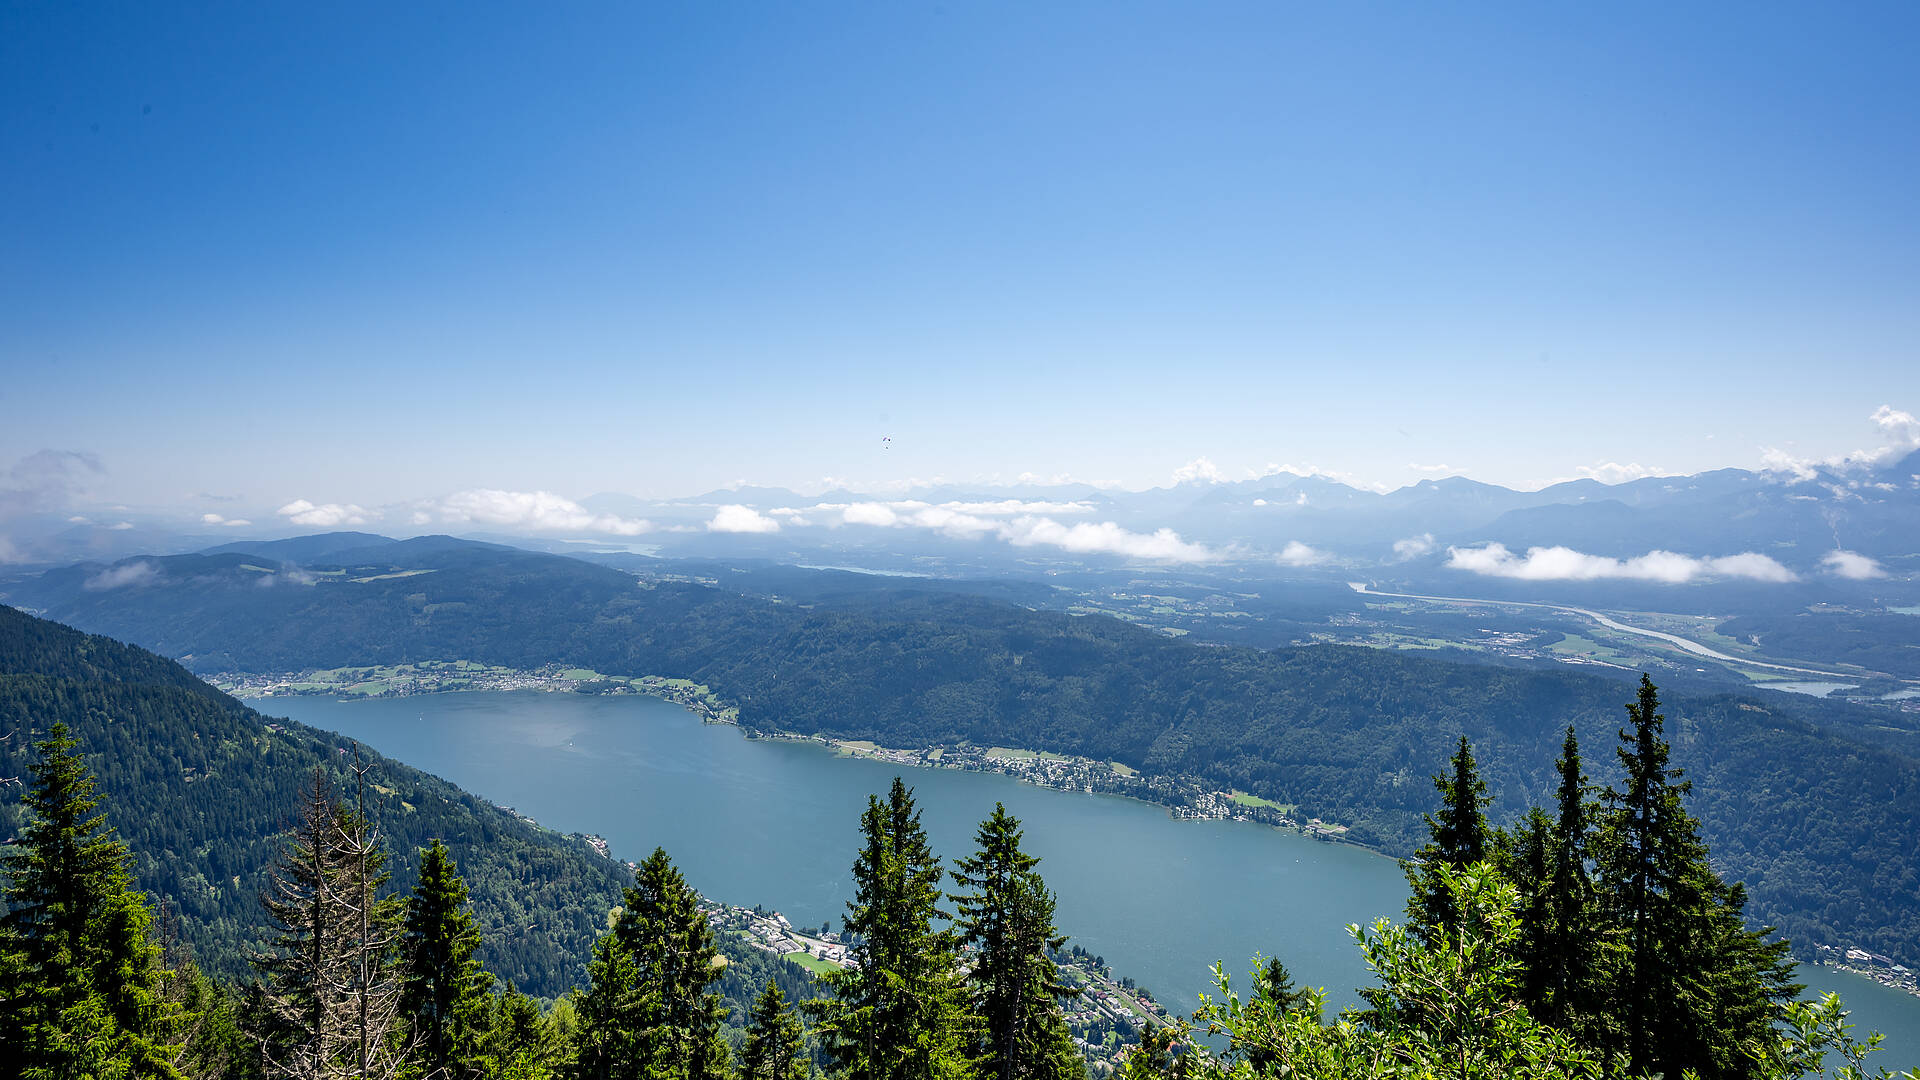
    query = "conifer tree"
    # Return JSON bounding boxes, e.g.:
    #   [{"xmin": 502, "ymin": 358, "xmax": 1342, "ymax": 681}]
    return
[
  {"xmin": 1537, "ymin": 726, "xmax": 1602, "ymax": 1040},
  {"xmin": 253, "ymin": 763, "xmax": 406, "ymax": 1080},
  {"xmin": 1404, "ymin": 735, "xmax": 1490, "ymax": 943},
  {"xmin": 809, "ymin": 778, "xmax": 971, "ymax": 1080},
  {"xmin": 739, "ymin": 981, "xmax": 809, "ymax": 1080},
  {"xmin": 573, "ymin": 847, "xmax": 730, "ymax": 1080},
  {"xmin": 953, "ymin": 803, "xmax": 1080, "ymax": 1080},
  {"xmin": 480, "ymin": 986, "xmax": 562, "ymax": 1080},
  {"xmin": 398, "ymin": 839, "xmax": 491, "ymax": 1079},
  {"xmin": 1501, "ymin": 808, "xmax": 1556, "ymax": 1020},
  {"xmin": 0, "ymin": 720, "xmax": 183, "ymax": 1079},
  {"xmin": 1249, "ymin": 956, "xmax": 1314, "ymax": 1019},
  {"xmin": 1594, "ymin": 675, "xmax": 1797, "ymax": 1080}
]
